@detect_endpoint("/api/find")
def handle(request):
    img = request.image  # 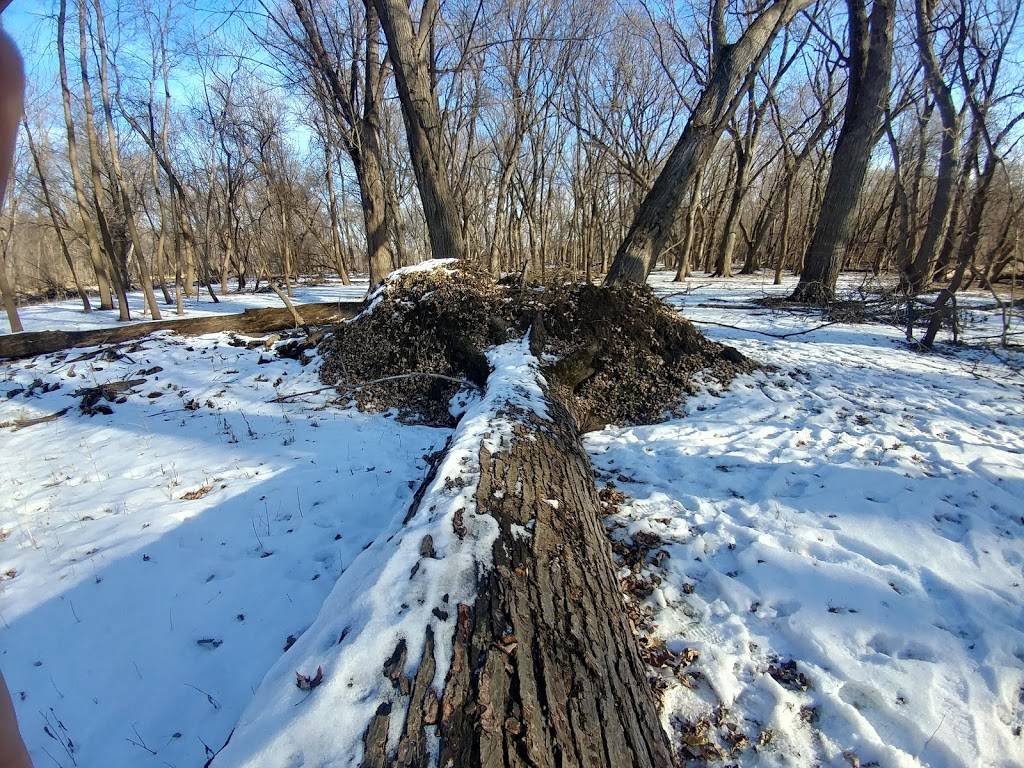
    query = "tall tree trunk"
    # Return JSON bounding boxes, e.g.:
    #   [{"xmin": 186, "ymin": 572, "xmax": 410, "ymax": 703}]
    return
[
  {"xmin": 373, "ymin": 0, "xmax": 467, "ymax": 262},
  {"xmin": 172, "ymin": 190, "xmax": 184, "ymax": 315},
  {"xmin": 904, "ymin": 0, "xmax": 960, "ymax": 294},
  {"xmin": 323, "ymin": 135, "xmax": 352, "ymax": 285},
  {"xmin": 790, "ymin": 0, "xmax": 895, "ymax": 303},
  {"xmin": 288, "ymin": 0, "xmax": 393, "ymax": 286},
  {"xmin": 920, "ymin": 149, "xmax": 998, "ymax": 346},
  {"xmin": 713, "ymin": 134, "xmax": 748, "ymax": 278},
  {"xmin": 91, "ymin": 0, "xmax": 161, "ymax": 320},
  {"xmin": 354, "ymin": 1, "xmax": 393, "ymax": 289},
  {"xmin": 774, "ymin": 173, "xmax": 796, "ymax": 284},
  {"xmin": 57, "ymin": 0, "xmax": 113, "ymax": 310},
  {"xmin": 76, "ymin": 0, "xmax": 130, "ymax": 320},
  {"xmin": 605, "ymin": 0, "xmax": 814, "ymax": 284},
  {"xmin": 674, "ymin": 169, "xmax": 704, "ymax": 281}
]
